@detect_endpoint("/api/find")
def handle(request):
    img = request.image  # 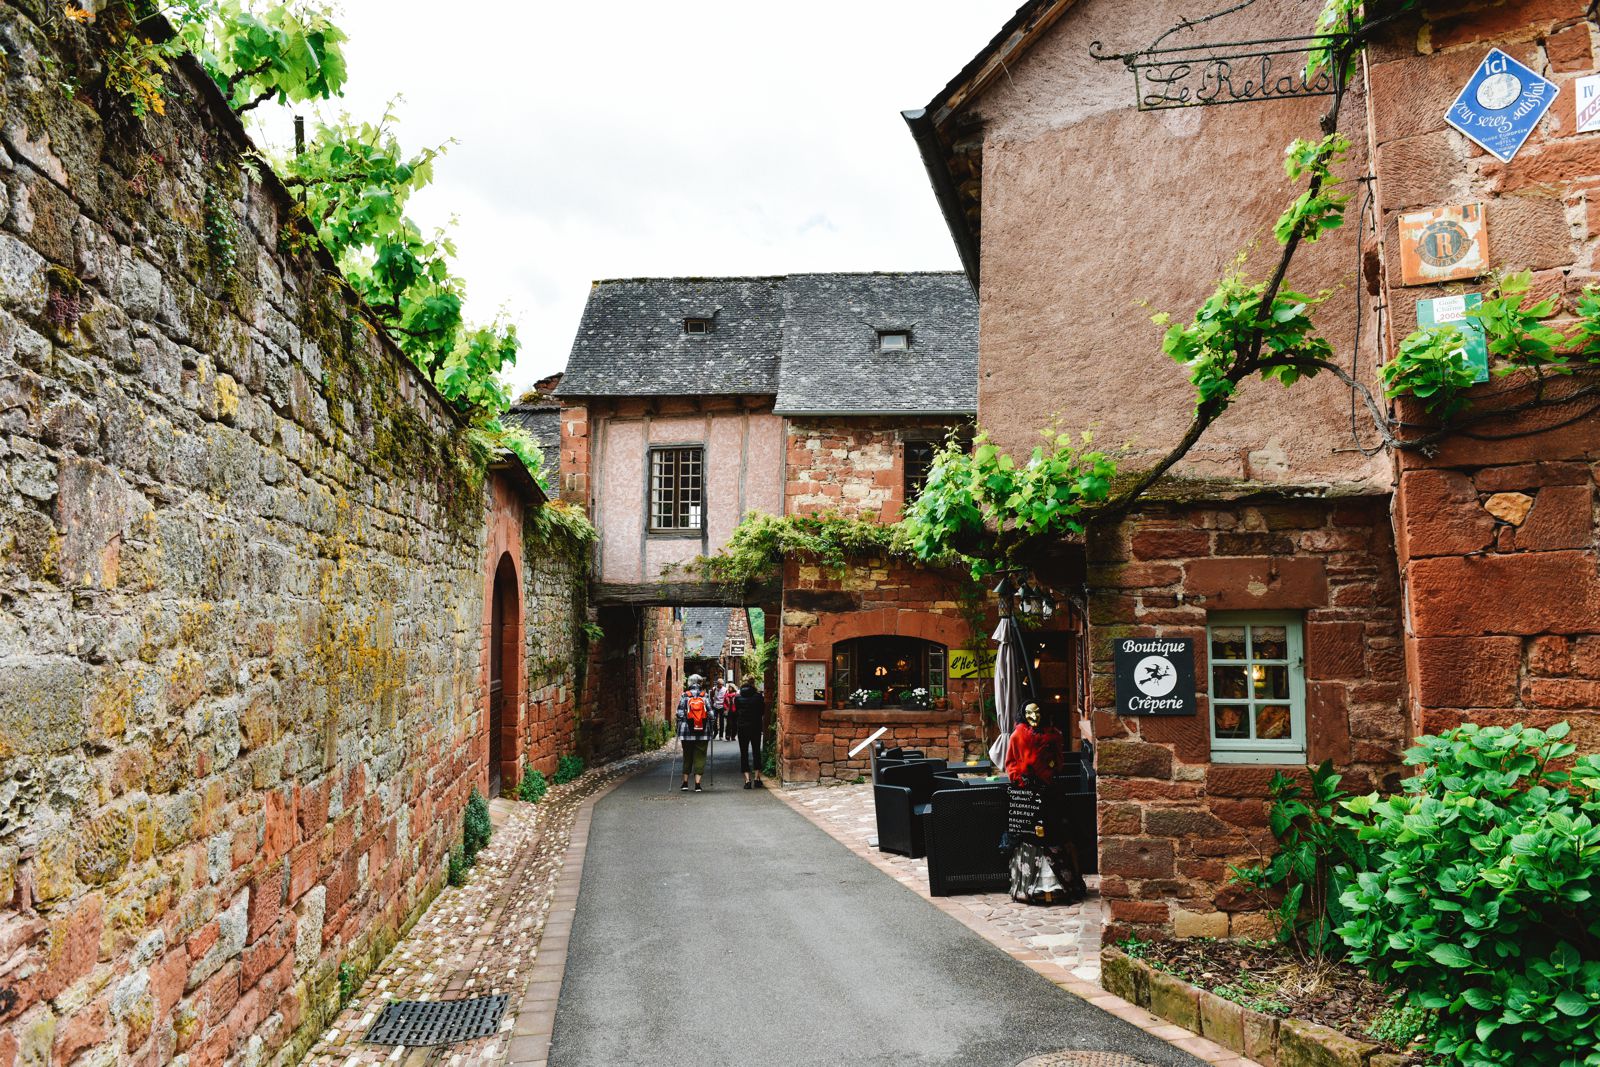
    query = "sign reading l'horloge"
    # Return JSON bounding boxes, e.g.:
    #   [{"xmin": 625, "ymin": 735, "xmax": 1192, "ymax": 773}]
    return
[{"xmin": 1113, "ymin": 637, "xmax": 1196, "ymax": 717}]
